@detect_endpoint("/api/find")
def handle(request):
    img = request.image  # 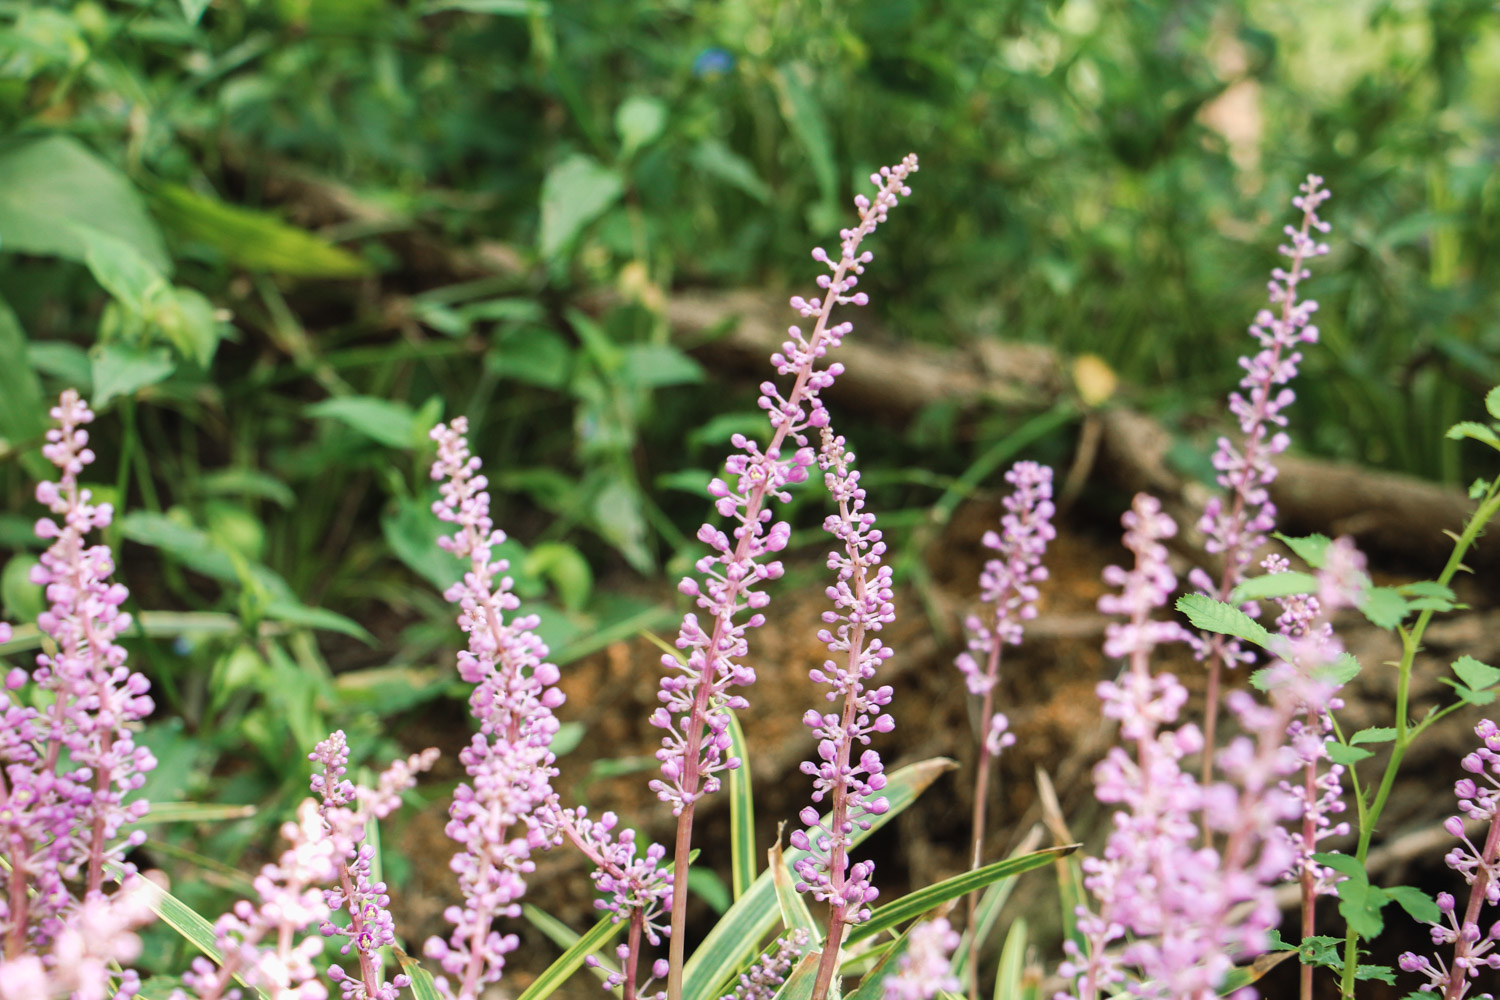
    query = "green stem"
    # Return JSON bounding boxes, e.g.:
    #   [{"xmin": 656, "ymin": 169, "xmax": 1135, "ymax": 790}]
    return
[{"xmin": 1338, "ymin": 481, "xmax": 1500, "ymax": 996}]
